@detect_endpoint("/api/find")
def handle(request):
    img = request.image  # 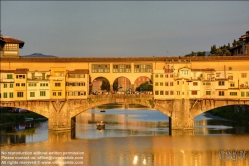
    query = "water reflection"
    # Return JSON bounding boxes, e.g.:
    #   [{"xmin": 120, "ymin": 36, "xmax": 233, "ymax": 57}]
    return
[
  {"xmin": 76, "ymin": 107, "xmax": 249, "ymax": 139},
  {"xmin": 0, "ymin": 120, "xmax": 48, "ymax": 145},
  {"xmin": 76, "ymin": 108, "xmax": 169, "ymax": 139}
]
